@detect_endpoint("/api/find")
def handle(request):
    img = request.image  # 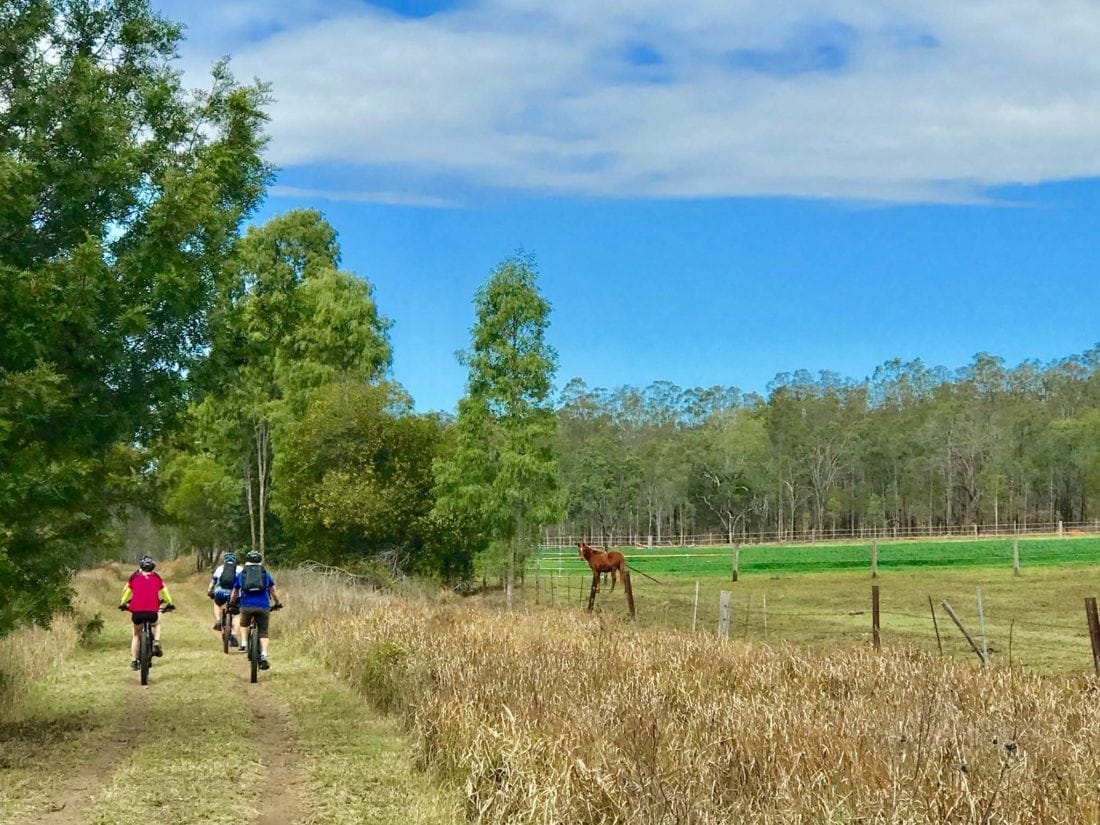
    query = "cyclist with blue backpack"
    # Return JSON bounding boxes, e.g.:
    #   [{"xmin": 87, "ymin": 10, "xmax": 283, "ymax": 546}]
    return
[
  {"xmin": 228, "ymin": 550, "xmax": 283, "ymax": 670},
  {"xmin": 207, "ymin": 551, "xmax": 241, "ymax": 647}
]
